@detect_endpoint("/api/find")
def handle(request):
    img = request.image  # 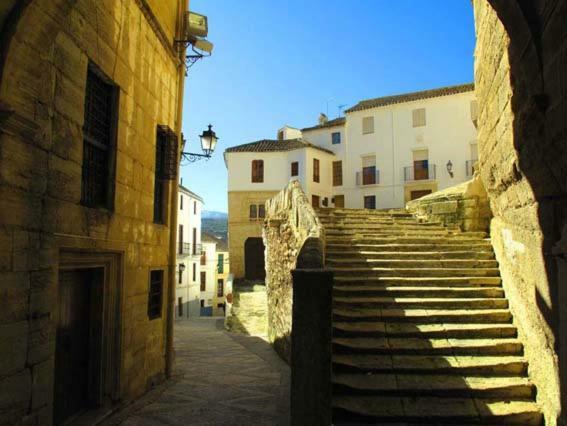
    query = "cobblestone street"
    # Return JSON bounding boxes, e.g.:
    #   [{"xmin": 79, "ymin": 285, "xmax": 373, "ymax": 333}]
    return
[{"xmin": 103, "ymin": 319, "xmax": 290, "ymax": 425}]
